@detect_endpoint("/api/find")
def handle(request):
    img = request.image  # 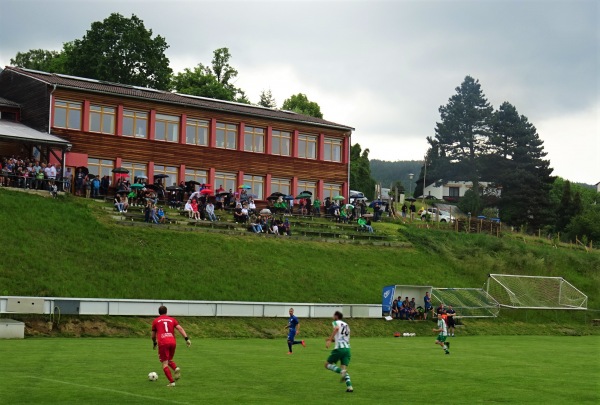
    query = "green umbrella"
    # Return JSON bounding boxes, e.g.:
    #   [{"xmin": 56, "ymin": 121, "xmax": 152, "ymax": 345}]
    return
[
  {"xmin": 345, "ymin": 204, "xmax": 355, "ymax": 209},
  {"xmin": 333, "ymin": 195, "xmax": 345, "ymax": 201},
  {"xmin": 295, "ymin": 193, "xmax": 312, "ymax": 199},
  {"xmin": 131, "ymin": 183, "xmax": 144, "ymax": 189}
]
